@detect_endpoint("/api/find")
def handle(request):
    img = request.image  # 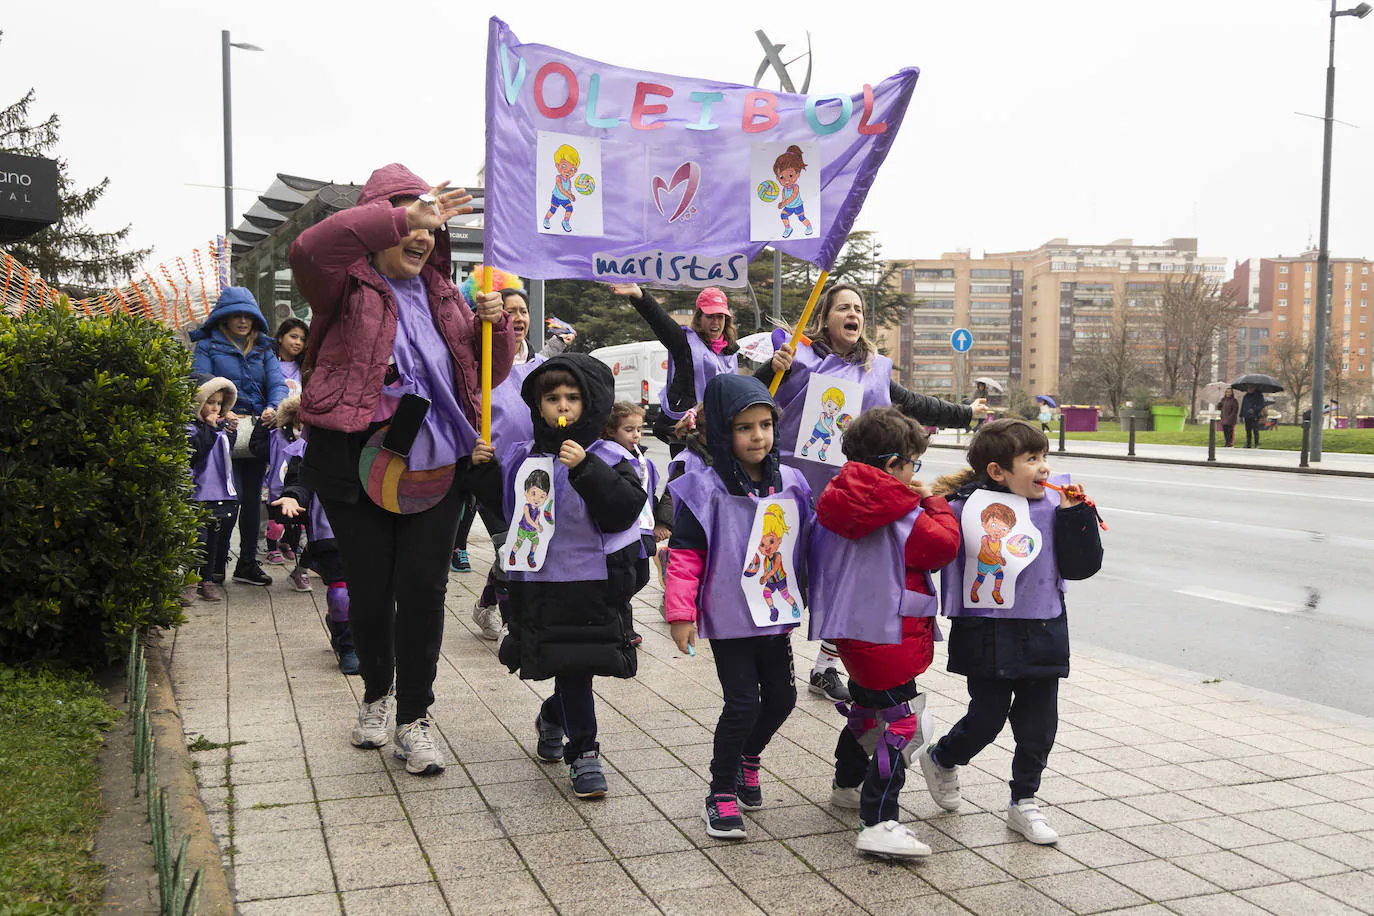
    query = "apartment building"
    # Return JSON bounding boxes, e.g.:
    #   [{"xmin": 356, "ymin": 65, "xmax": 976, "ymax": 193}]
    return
[
  {"xmin": 1225, "ymin": 253, "xmax": 1373, "ymax": 386},
  {"xmin": 881, "ymin": 238, "xmax": 1227, "ymax": 398}
]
